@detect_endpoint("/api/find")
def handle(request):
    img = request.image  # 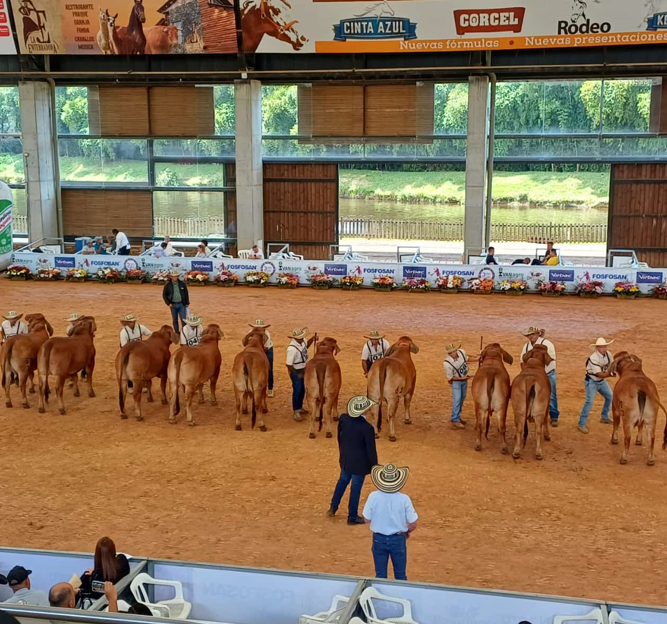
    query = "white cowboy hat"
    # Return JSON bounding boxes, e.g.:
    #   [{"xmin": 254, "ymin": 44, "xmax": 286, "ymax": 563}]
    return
[
  {"xmin": 121, "ymin": 314, "xmax": 139, "ymax": 323},
  {"xmin": 169, "ymin": 268, "xmax": 182, "ymax": 277},
  {"xmin": 522, "ymin": 327, "xmax": 545, "ymax": 337},
  {"xmin": 249, "ymin": 319, "xmax": 271, "ymax": 329},
  {"xmin": 347, "ymin": 396, "xmax": 377, "ymax": 418},
  {"xmin": 63, "ymin": 313, "xmax": 82, "ymax": 322},
  {"xmin": 3, "ymin": 311, "xmax": 22, "ymax": 320},
  {"xmin": 364, "ymin": 329, "xmax": 385, "ymax": 340},
  {"xmin": 289, "ymin": 327, "xmax": 309, "ymax": 340},
  {"xmin": 371, "ymin": 463, "xmax": 410, "ymax": 494},
  {"xmin": 185, "ymin": 315, "xmax": 203, "ymax": 327},
  {"xmin": 445, "ymin": 342, "xmax": 461, "ymax": 354},
  {"xmin": 591, "ymin": 337, "xmax": 614, "ymax": 348}
]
